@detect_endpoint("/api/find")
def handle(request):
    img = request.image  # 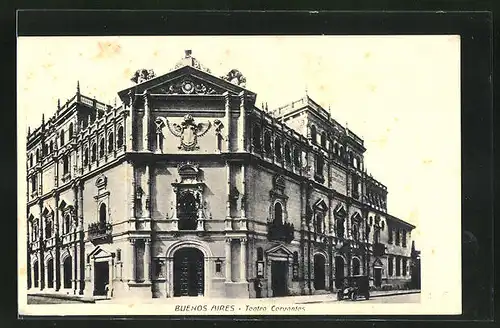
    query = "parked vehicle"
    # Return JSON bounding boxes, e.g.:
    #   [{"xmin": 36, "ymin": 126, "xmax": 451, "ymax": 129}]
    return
[{"xmin": 337, "ymin": 275, "xmax": 370, "ymax": 301}]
